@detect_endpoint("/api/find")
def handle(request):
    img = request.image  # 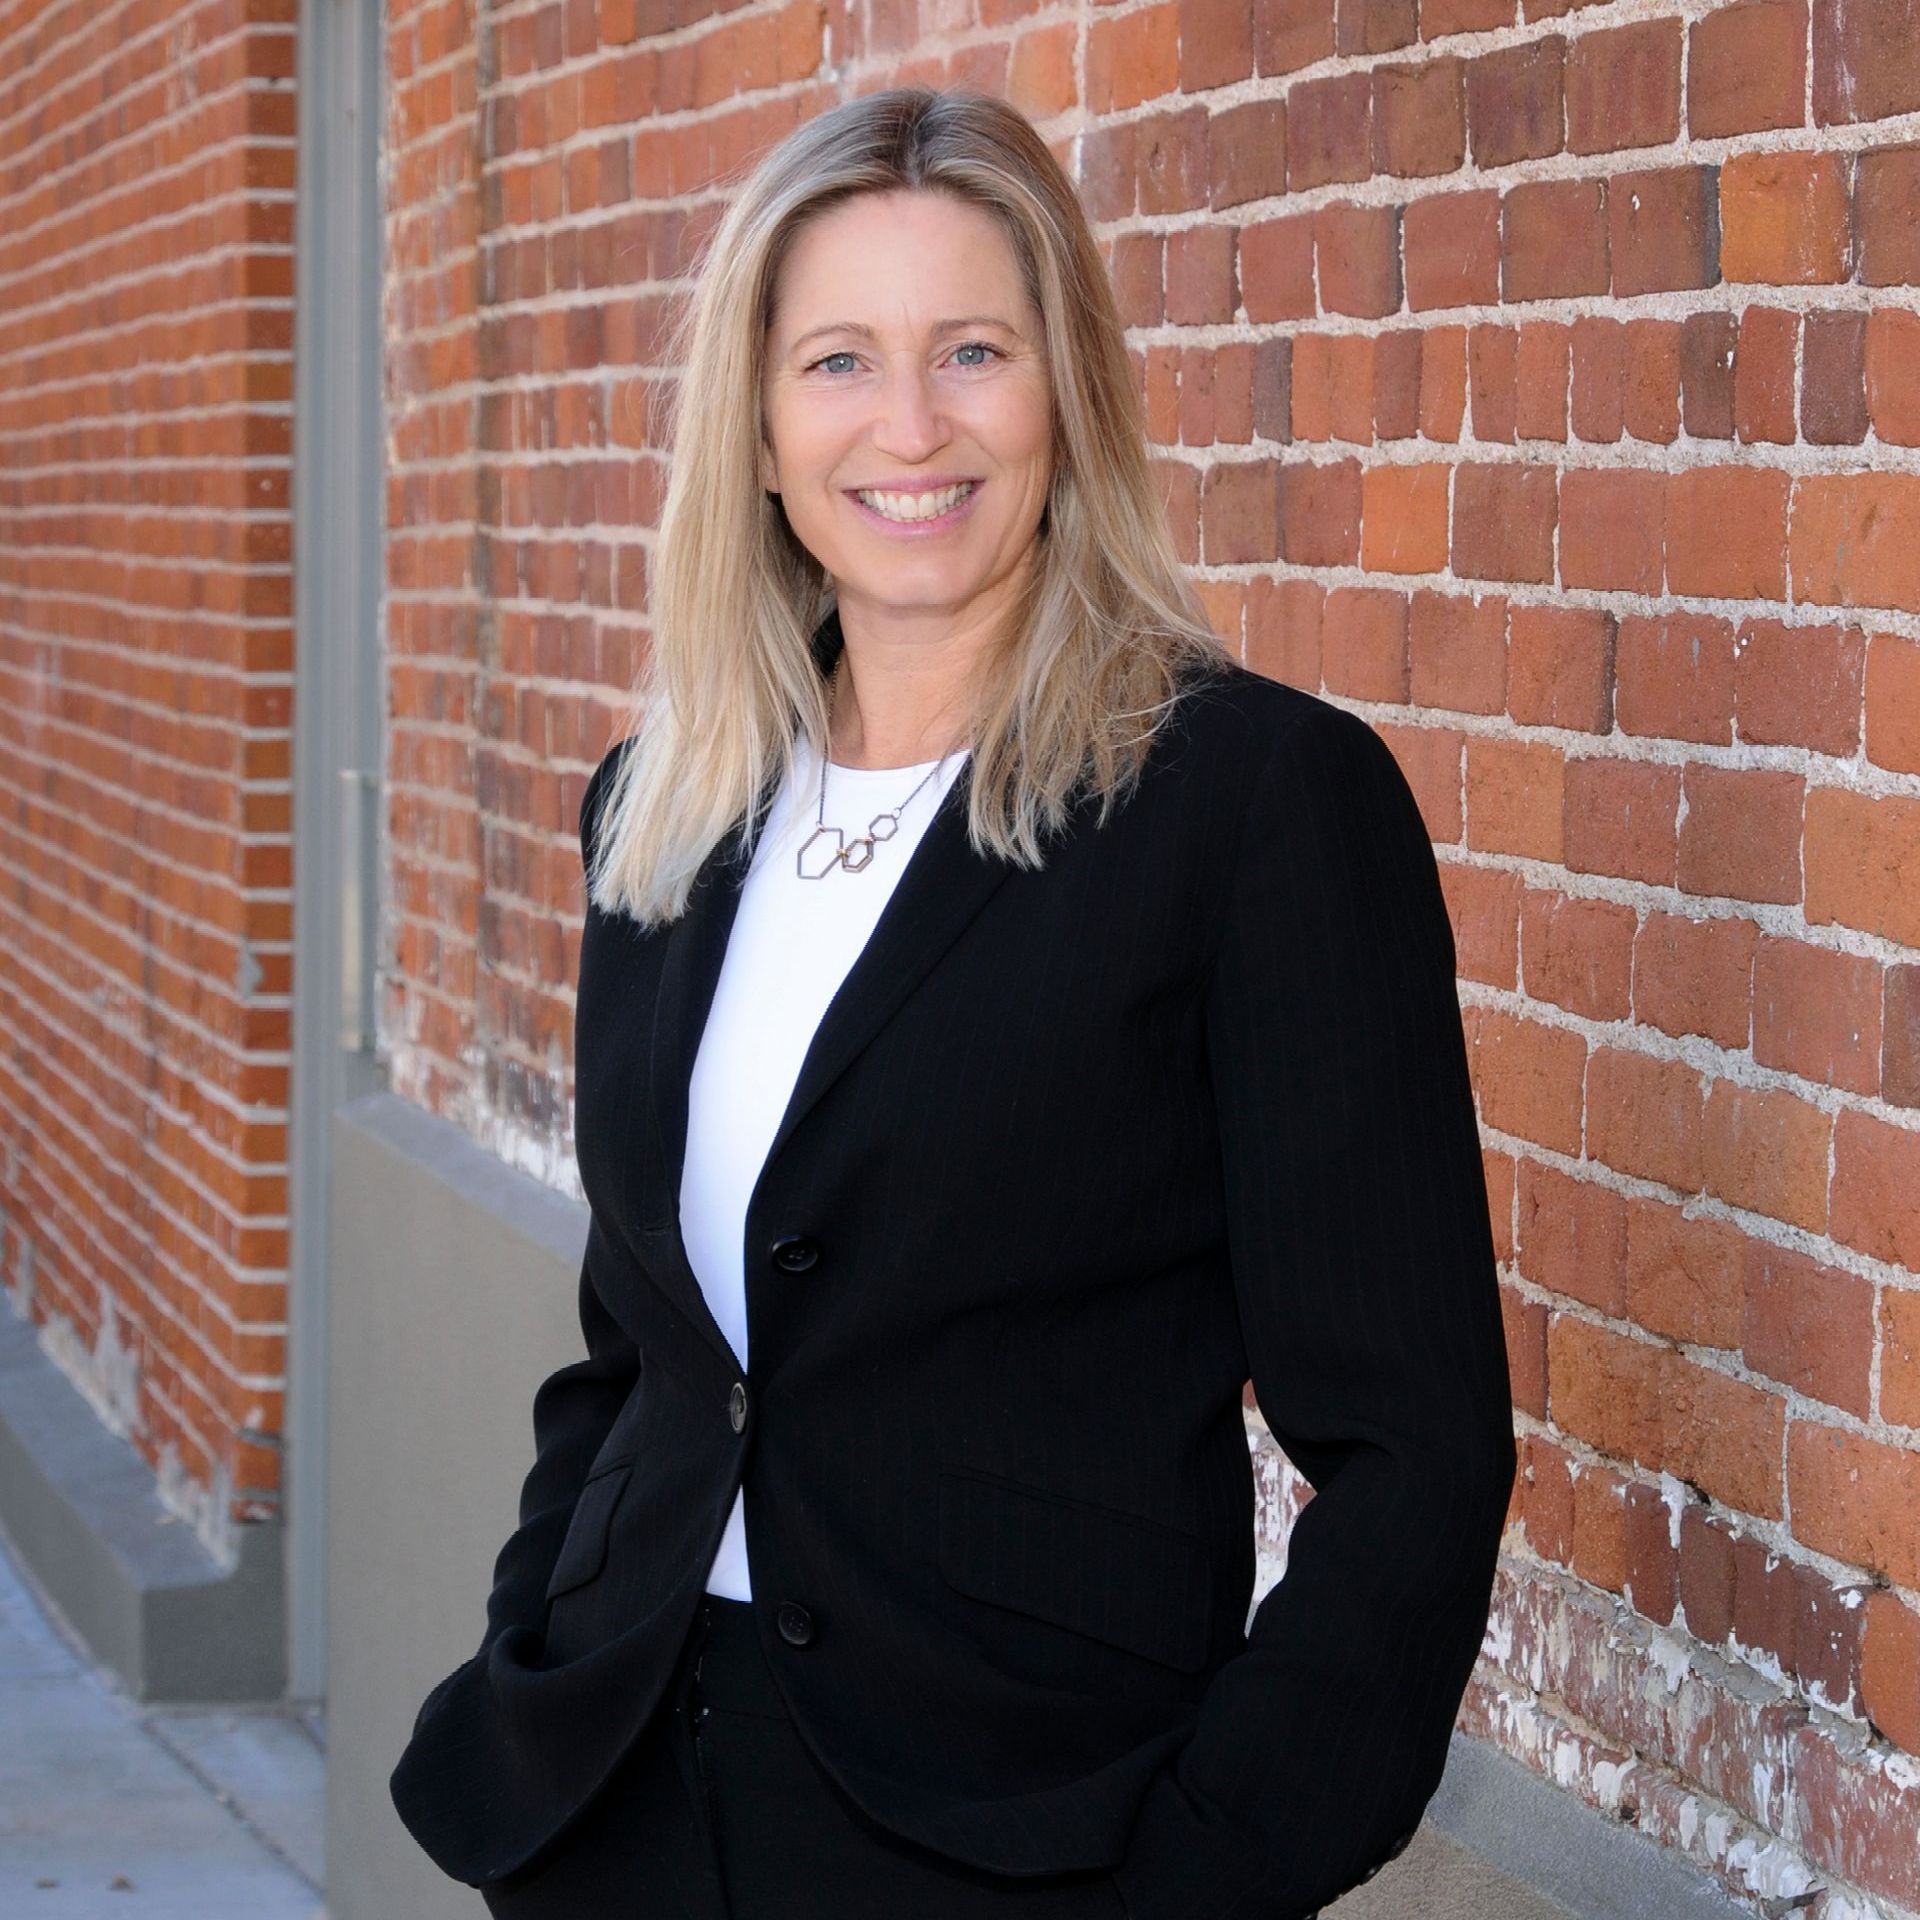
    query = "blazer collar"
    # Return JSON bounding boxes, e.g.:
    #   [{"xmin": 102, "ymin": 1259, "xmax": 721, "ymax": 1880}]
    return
[{"xmin": 645, "ymin": 646, "xmax": 1012, "ymax": 1376}]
